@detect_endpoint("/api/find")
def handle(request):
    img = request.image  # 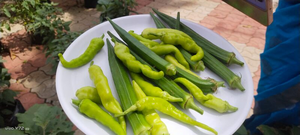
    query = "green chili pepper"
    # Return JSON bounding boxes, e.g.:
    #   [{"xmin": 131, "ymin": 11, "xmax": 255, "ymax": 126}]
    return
[
  {"xmin": 164, "ymin": 55, "xmax": 199, "ymax": 78},
  {"xmin": 72, "ymin": 99, "xmax": 126, "ymax": 135},
  {"xmin": 88, "ymin": 62, "xmax": 126, "ymax": 131},
  {"xmin": 130, "ymin": 72, "xmax": 182, "ymax": 102},
  {"xmin": 128, "ymin": 30, "xmax": 190, "ymax": 69},
  {"xmin": 76, "ymin": 86, "xmax": 101, "ymax": 104},
  {"xmin": 58, "ymin": 35, "xmax": 105, "ymax": 68},
  {"xmin": 174, "ymin": 77, "xmax": 238, "ymax": 113},
  {"xmin": 132, "ymin": 80, "xmax": 170, "ymax": 135},
  {"xmin": 114, "ymin": 40, "xmax": 164, "ymax": 80},
  {"xmin": 115, "ymin": 97, "xmax": 217, "ymax": 135},
  {"xmin": 141, "ymin": 28, "xmax": 204, "ymax": 62}
]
